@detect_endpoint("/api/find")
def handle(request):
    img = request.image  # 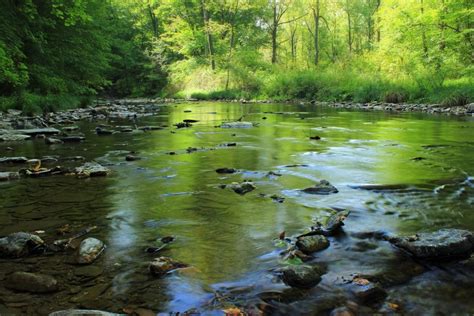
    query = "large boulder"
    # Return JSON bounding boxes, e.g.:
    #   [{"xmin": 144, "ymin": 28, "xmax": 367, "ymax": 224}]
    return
[
  {"xmin": 296, "ymin": 235, "xmax": 330, "ymax": 254},
  {"xmin": 0, "ymin": 232, "xmax": 44, "ymax": 257},
  {"xmin": 5, "ymin": 272, "xmax": 58, "ymax": 293},
  {"xmin": 302, "ymin": 180, "xmax": 338, "ymax": 195},
  {"xmin": 75, "ymin": 162, "xmax": 110, "ymax": 178},
  {"xmin": 76, "ymin": 237, "xmax": 105, "ymax": 264},
  {"xmin": 149, "ymin": 256, "xmax": 188, "ymax": 276},
  {"xmin": 221, "ymin": 121, "xmax": 253, "ymax": 128},
  {"xmin": 280, "ymin": 264, "xmax": 325, "ymax": 289},
  {"xmin": 385, "ymin": 228, "xmax": 474, "ymax": 259},
  {"xmin": 0, "ymin": 156, "xmax": 28, "ymax": 164},
  {"xmin": 0, "ymin": 172, "xmax": 20, "ymax": 181}
]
